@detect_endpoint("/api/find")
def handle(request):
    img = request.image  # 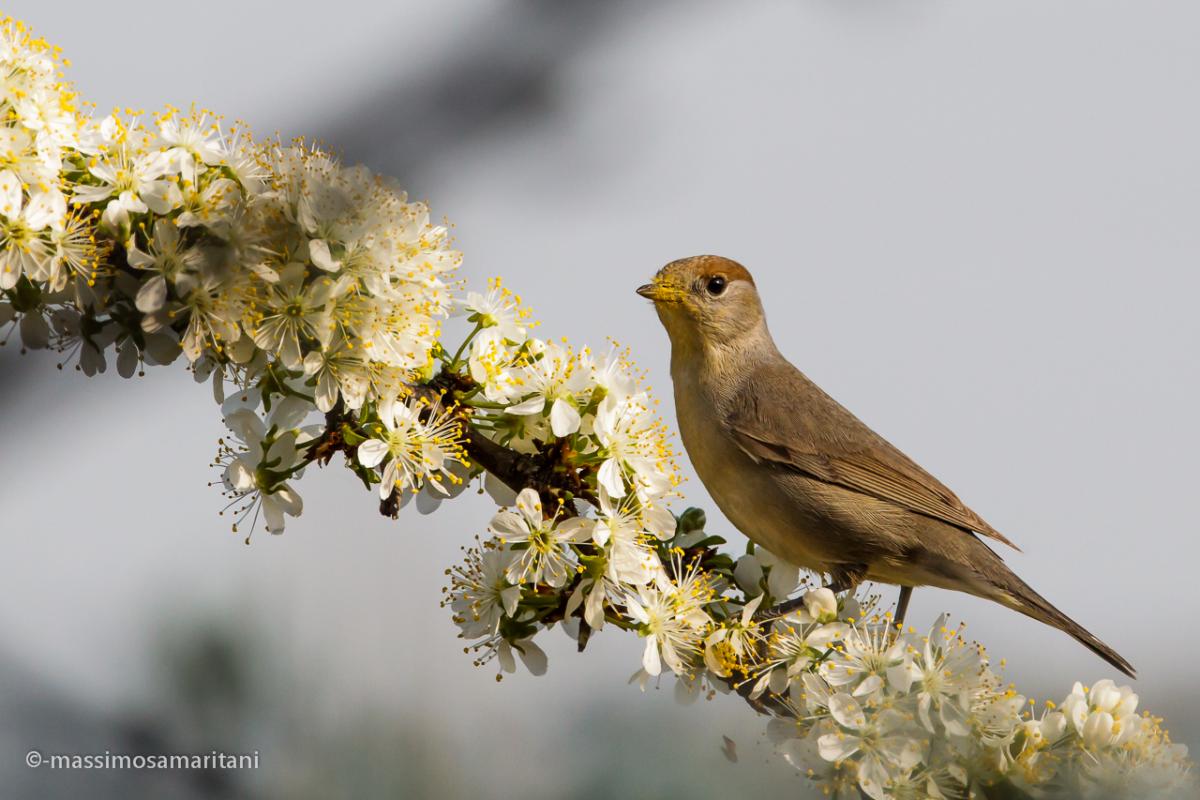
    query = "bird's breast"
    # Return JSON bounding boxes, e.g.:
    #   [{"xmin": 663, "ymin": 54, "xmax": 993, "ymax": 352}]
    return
[{"xmin": 672, "ymin": 367, "xmax": 839, "ymax": 571}]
